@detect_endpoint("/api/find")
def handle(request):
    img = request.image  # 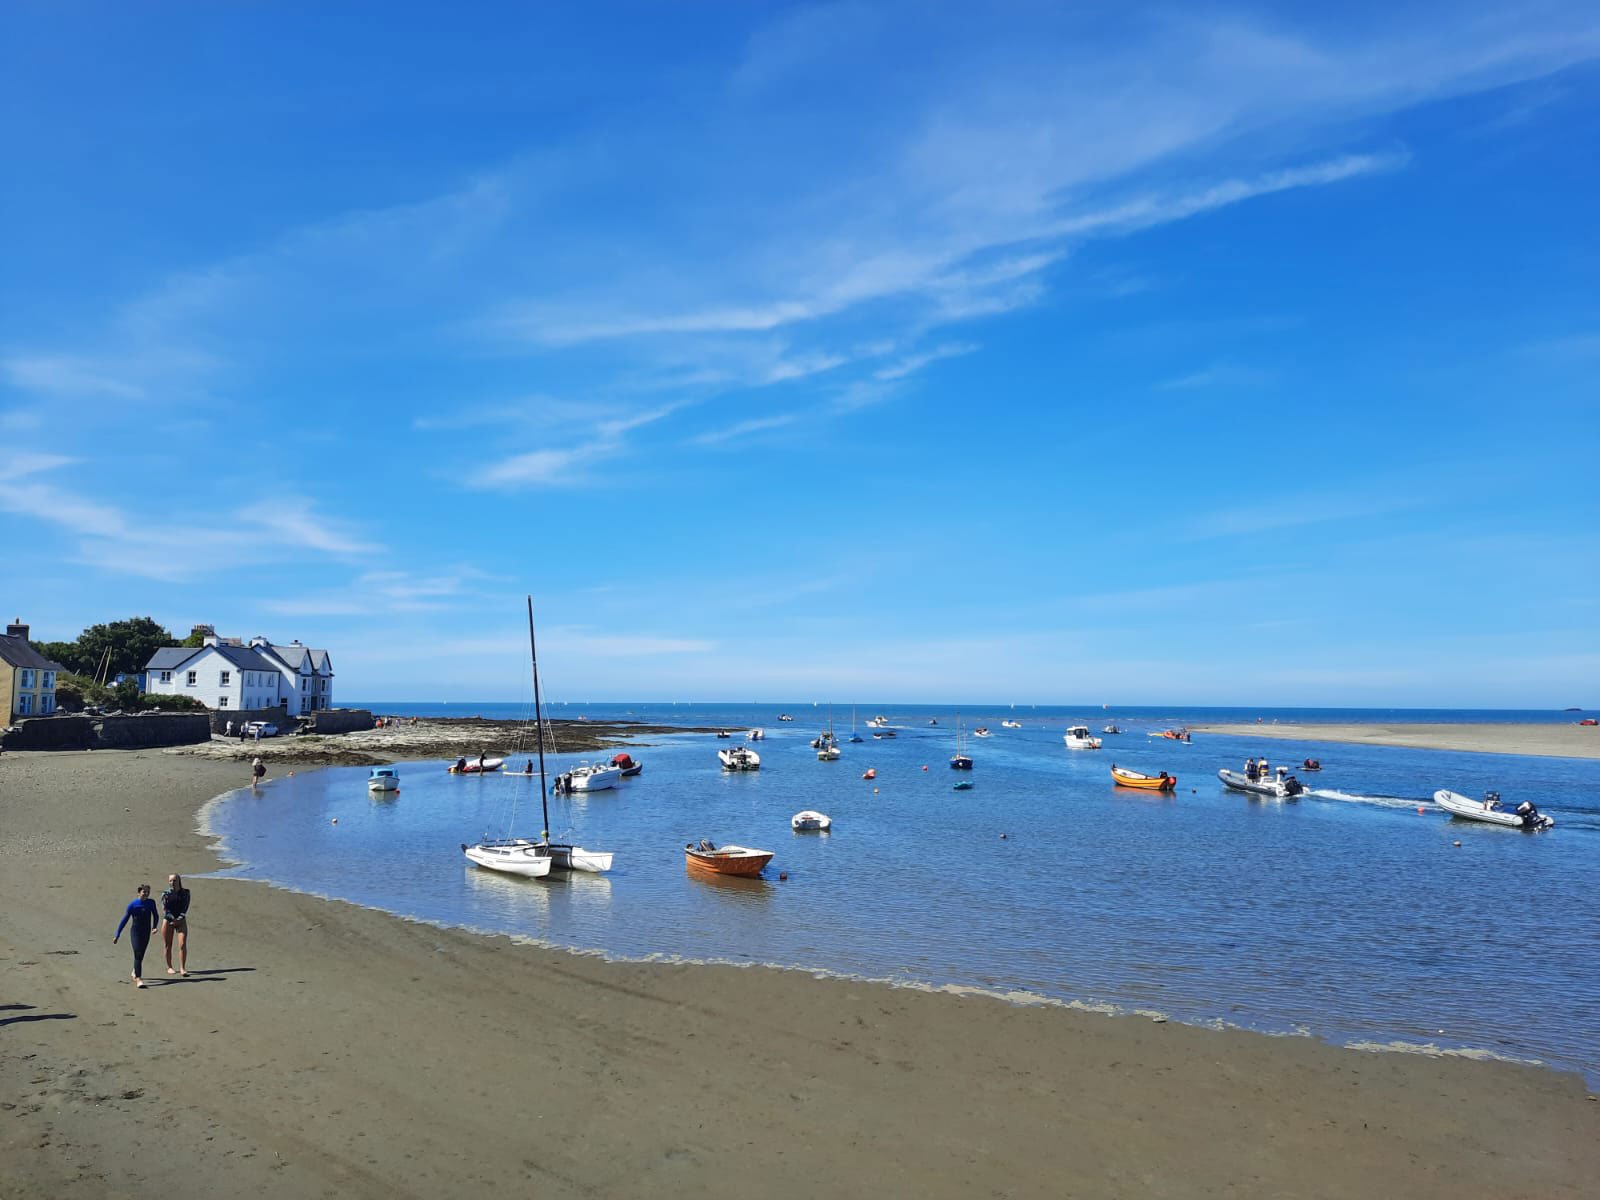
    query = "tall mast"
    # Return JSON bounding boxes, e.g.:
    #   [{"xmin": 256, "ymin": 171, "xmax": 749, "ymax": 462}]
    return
[{"xmin": 528, "ymin": 595, "xmax": 551, "ymax": 841}]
